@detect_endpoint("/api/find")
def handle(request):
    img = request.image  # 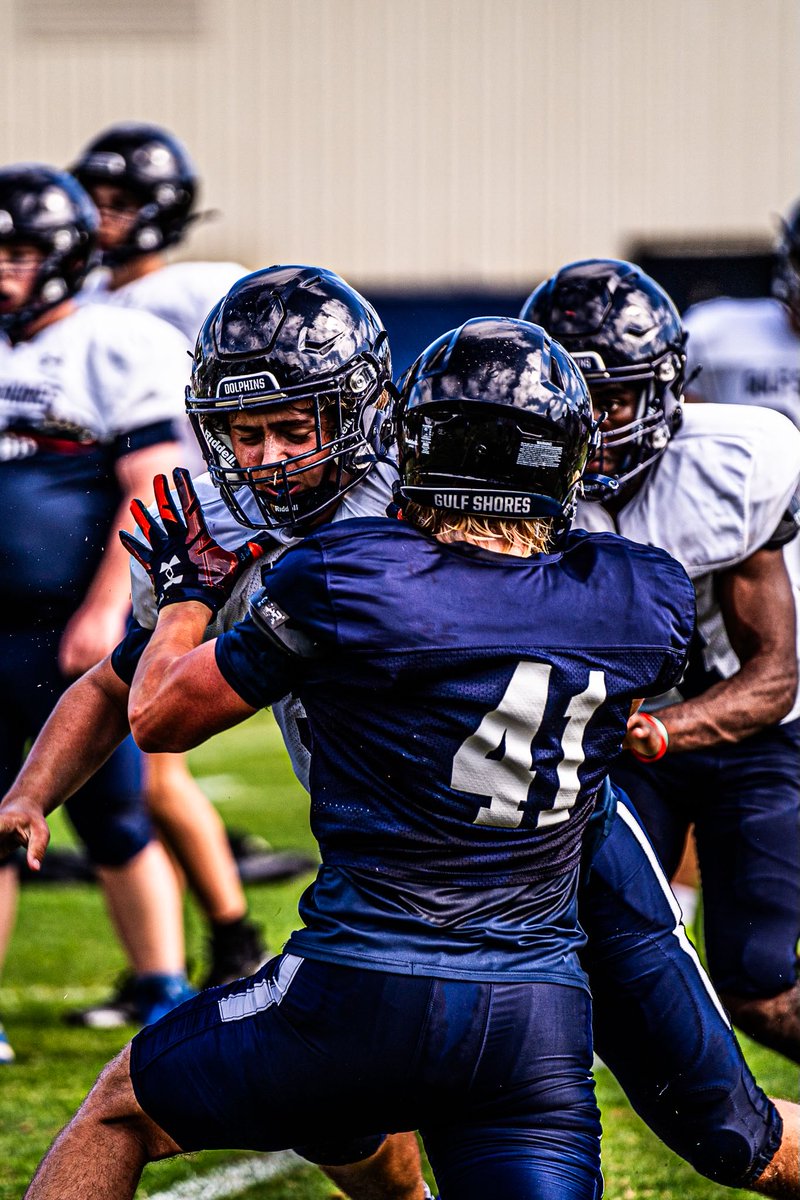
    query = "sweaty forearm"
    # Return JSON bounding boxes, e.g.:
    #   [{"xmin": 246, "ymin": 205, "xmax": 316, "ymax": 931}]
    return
[
  {"xmin": 650, "ymin": 658, "xmax": 797, "ymax": 753},
  {"xmin": 128, "ymin": 602, "xmax": 213, "ymax": 753}
]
